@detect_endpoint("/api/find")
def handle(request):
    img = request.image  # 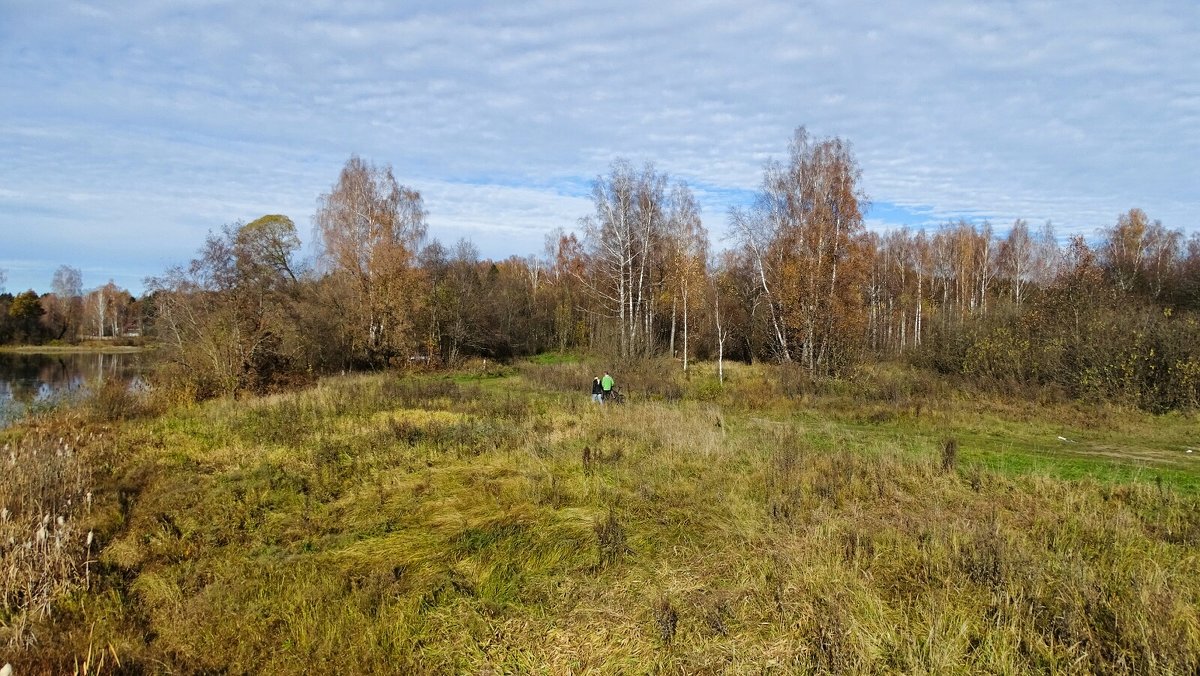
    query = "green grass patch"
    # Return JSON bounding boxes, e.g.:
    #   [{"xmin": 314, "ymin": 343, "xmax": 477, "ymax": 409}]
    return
[{"xmin": 527, "ymin": 352, "xmax": 582, "ymax": 365}]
